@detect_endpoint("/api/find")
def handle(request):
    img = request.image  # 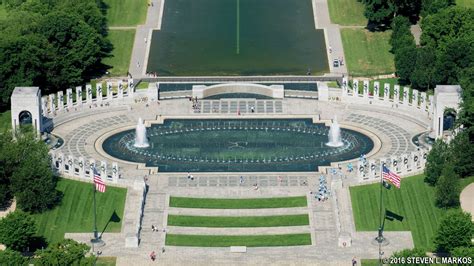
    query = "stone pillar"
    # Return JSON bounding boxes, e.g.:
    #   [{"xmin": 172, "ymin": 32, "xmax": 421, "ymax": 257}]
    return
[
  {"xmin": 57, "ymin": 153, "xmax": 65, "ymax": 174},
  {"xmin": 412, "ymin": 151, "xmax": 421, "ymax": 170},
  {"xmin": 383, "ymin": 83, "xmax": 390, "ymax": 102},
  {"xmin": 49, "ymin": 94, "xmax": 56, "ymax": 112},
  {"xmin": 369, "ymin": 159, "xmax": 377, "ymax": 179},
  {"xmin": 412, "ymin": 89, "xmax": 418, "ymax": 107},
  {"xmin": 352, "ymin": 79, "xmax": 358, "ymax": 96},
  {"xmin": 57, "ymin": 91, "xmax": 64, "ymax": 110},
  {"xmin": 78, "ymin": 157, "xmax": 86, "ymax": 179},
  {"xmin": 373, "ymin": 81, "xmax": 380, "ymax": 100},
  {"xmin": 66, "ymin": 155, "xmax": 74, "ymax": 175},
  {"xmin": 66, "ymin": 88, "xmax": 73, "ymax": 108},
  {"xmin": 97, "ymin": 83, "xmax": 103, "ymax": 102},
  {"xmin": 420, "ymin": 92, "xmax": 427, "ymax": 111},
  {"xmin": 391, "ymin": 156, "xmax": 400, "ymax": 174},
  {"xmin": 342, "ymin": 77, "xmax": 348, "ymax": 97},
  {"xmin": 399, "ymin": 154, "xmax": 406, "ymax": 175},
  {"xmin": 393, "ymin": 85, "xmax": 400, "ymax": 103},
  {"xmin": 106, "ymin": 82, "xmax": 113, "ymax": 100},
  {"xmin": 403, "ymin": 87, "xmax": 409, "ymax": 106},
  {"xmin": 112, "ymin": 162, "xmax": 119, "ymax": 183},
  {"xmin": 363, "ymin": 80, "xmax": 369, "ymax": 99},
  {"xmin": 86, "ymin": 84, "xmax": 93, "ymax": 104},
  {"xmin": 357, "ymin": 160, "xmax": 366, "ymax": 181},
  {"xmin": 100, "ymin": 161, "xmax": 108, "ymax": 180},
  {"xmin": 76, "ymin": 86, "xmax": 83, "ymax": 106},
  {"xmin": 118, "ymin": 80, "xmax": 124, "ymax": 98},
  {"xmin": 128, "ymin": 79, "xmax": 134, "ymax": 96},
  {"xmin": 41, "ymin": 96, "xmax": 48, "ymax": 116},
  {"xmin": 89, "ymin": 159, "xmax": 96, "ymax": 179}
]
